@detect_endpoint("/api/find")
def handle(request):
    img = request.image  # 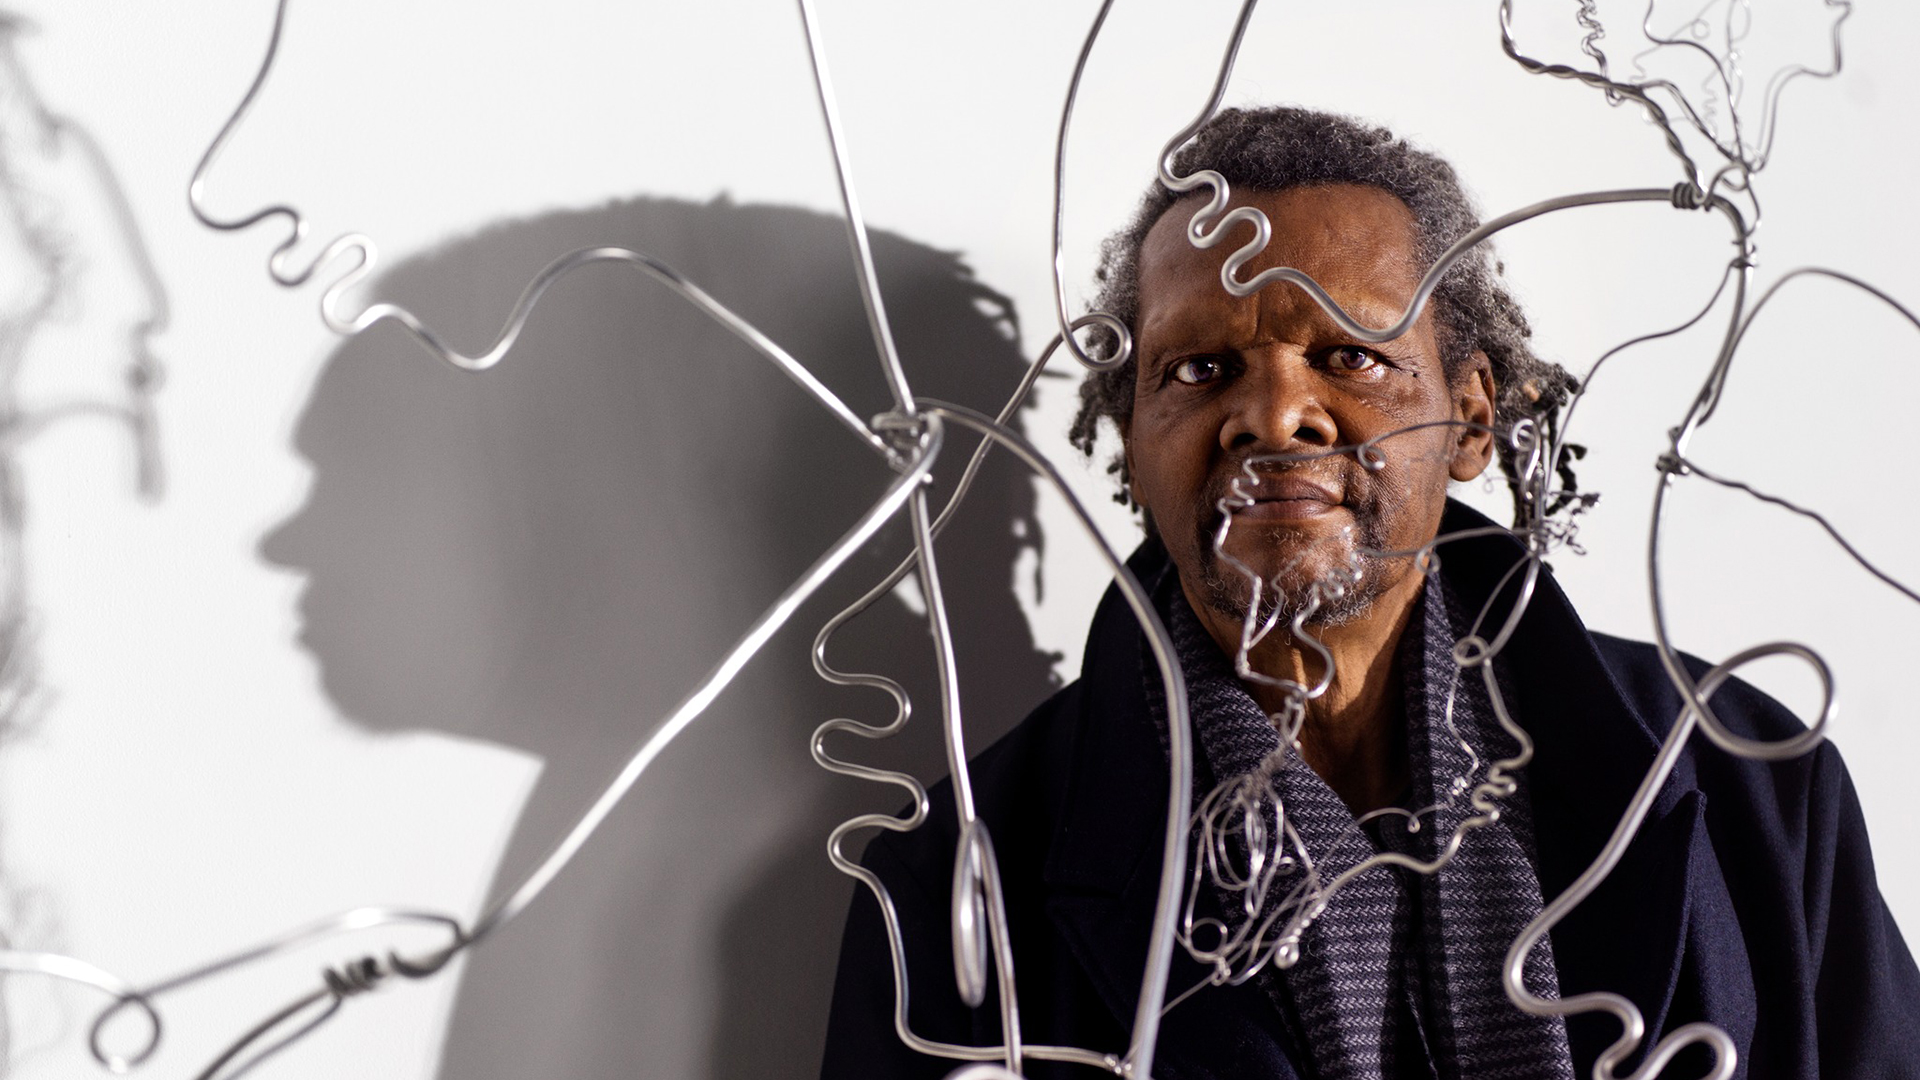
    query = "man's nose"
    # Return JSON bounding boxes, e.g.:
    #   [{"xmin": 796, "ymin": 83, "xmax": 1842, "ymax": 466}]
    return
[{"xmin": 1217, "ymin": 354, "xmax": 1337, "ymax": 455}]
